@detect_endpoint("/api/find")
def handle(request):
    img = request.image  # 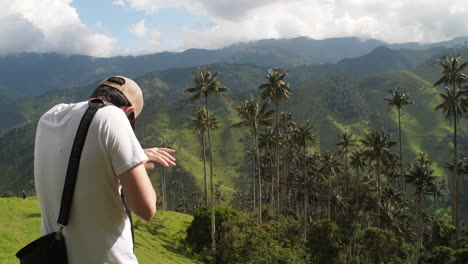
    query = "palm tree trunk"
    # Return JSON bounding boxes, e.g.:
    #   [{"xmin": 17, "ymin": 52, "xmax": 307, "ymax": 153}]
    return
[
  {"xmin": 377, "ymin": 159, "xmax": 381, "ymax": 227},
  {"xmin": 303, "ymin": 148, "xmax": 308, "ymax": 240},
  {"xmin": 202, "ymin": 132, "xmax": 208, "ymax": 205},
  {"xmin": 398, "ymin": 108, "xmax": 405, "ymax": 193},
  {"xmin": 161, "ymin": 166, "xmax": 166, "ymax": 210},
  {"xmin": 453, "ymin": 110, "xmax": 459, "ymax": 248},
  {"xmin": 251, "ymin": 128, "xmax": 257, "ymax": 211},
  {"xmin": 255, "ymin": 131, "xmax": 262, "ymax": 224},
  {"xmin": 270, "ymin": 152, "xmax": 274, "ymax": 206},
  {"xmin": 430, "ymin": 194, "xmax": 436, "ymax": 244},
  {"xmin": 416, "ymin": 193, "xmax": 422, "ymax": 262},
  {"xmin": 275, "ymin": 101, "xmax": 280, "ymax": 220},
  {"xmin": 205, "ymin": 97, "xmax": 216, "ymax": 260}
]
